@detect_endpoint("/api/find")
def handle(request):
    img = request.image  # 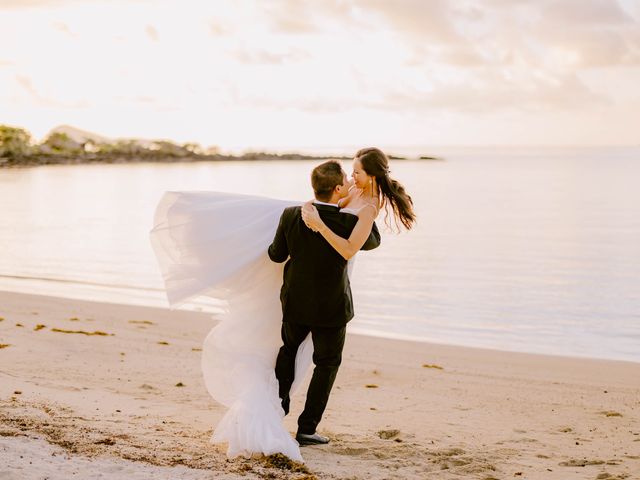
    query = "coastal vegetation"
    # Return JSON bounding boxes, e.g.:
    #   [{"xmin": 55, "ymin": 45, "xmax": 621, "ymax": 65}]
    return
[{"xmin": 0, "ymin": 124, "xmax": 440, "ymax": 167}]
